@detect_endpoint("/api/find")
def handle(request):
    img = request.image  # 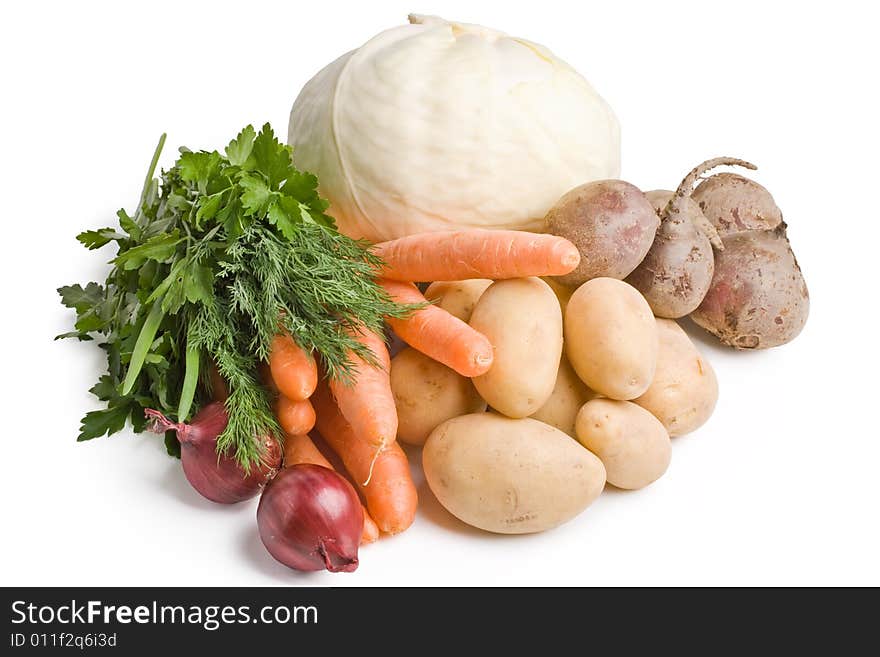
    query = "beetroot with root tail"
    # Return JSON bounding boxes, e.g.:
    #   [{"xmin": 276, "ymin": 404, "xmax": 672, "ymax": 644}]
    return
[
  {"xmin": 626, "ymin": 157, "xmax": 756, "ymax": 318},
  {"xmin": 146, "ymin": 402, "xmax": 281, "ymax": 504},
  {"xmin": 257, "ymin": 464, "xmax": 364, "ymax": 573},
  {"xmin": 691, "ymin": 171, "xmax": 809, "ymax": 349}
]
